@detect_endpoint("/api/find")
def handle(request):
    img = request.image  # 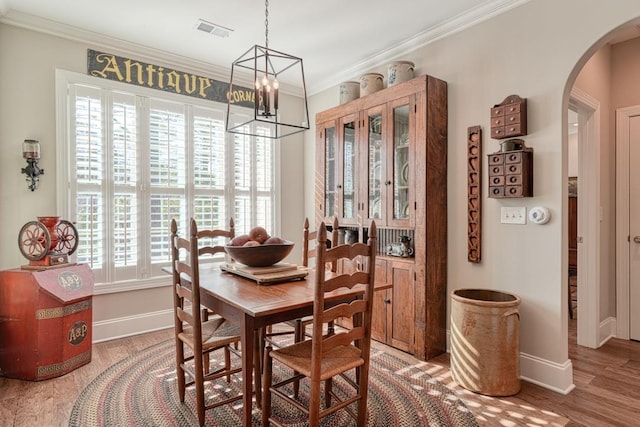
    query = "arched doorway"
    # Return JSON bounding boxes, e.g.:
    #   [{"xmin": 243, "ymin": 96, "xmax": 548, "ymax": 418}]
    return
[{"xmin": 564, "ymin": 21, "xmax": 640, "ymax": 350}]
